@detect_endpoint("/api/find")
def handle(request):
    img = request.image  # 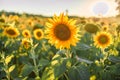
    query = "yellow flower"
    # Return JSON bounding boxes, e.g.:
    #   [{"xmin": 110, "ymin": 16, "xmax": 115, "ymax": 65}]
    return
[
  {"xmin": 3, "ymin": 27, "xmax": 20, "ymax": 38},
  {"xmin": 33, "ymin": 29, "xmax": 43, "ymax": 40},
  {"xmin": 19, "ymin": 24, "xmax": 26, "ymax": 30},
  {"xmin": 90, "ymin": 75, "xmax": 96, "ymax": 80},
  {"xmin": 102, "ymin": 26, "xmax": 109, "ymax": 32},
  {"xmin": 95, "ymin": 60, "xmax": 100, "ymax": 66},
  {"xmin": 5, "ymin": 55, "xmax": 14, "ymax": 65},
  {"xmin": 27, "ymin": 19, "xmax": 34, "ymax": 26},
  {"xmin": 9, "ymin": 15, "xmax": 19, "ymax": 21},
  {"xmin": 21, "ymin": 38, "xmax": 31, "ymax": 49},
  {"xmin": 93, "ymin": 32, "xmax": 112, "ymax": 49},
  {"xmin": 45, "ymin": 13, "xmax": 80, "ymax": 49},
  {"xmin": 22, "ymin": 29, "xmax": 31, "ymax": 38}
]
